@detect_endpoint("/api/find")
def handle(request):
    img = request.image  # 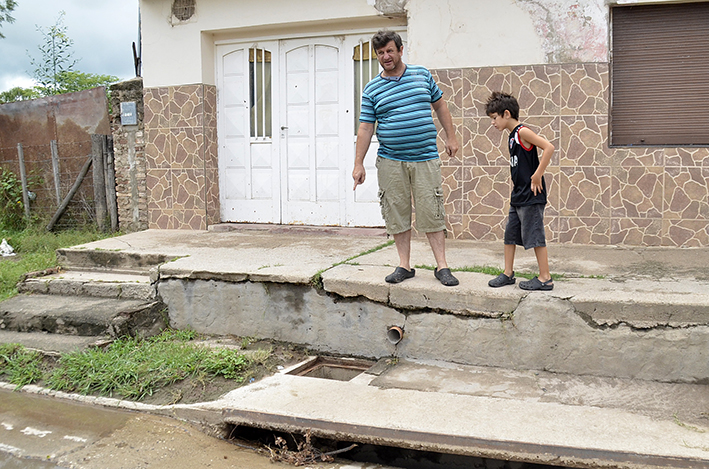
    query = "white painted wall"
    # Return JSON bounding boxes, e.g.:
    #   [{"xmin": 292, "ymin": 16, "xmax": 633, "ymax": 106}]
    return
[
  {"xmin": 139, "ymin": 0, "xmax": 388, "ymax": 87},
  {"xmin": 139, "ymin": 0, "xmax": 610, "ymax": 88},
  {"xmin": 405, "ymin": 0, "xmax": 544, "ymax": 68}
]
